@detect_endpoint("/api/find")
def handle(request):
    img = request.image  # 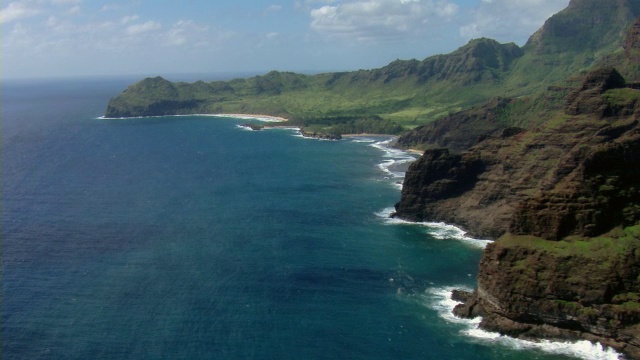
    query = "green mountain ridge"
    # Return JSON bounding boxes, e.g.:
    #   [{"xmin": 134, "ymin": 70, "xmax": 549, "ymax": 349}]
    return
[
  {"xmin": 104, "ymin": 38, "xmax": 527, "ymax": 131},
  {"xmin": 105, "ymin": 0, "xmax": 640, "ymax": 139}
]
